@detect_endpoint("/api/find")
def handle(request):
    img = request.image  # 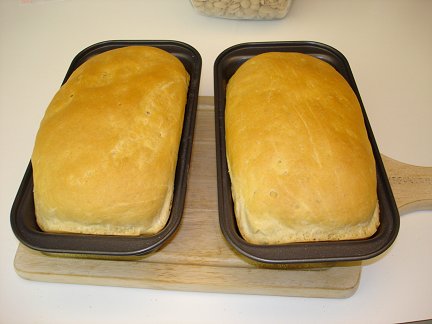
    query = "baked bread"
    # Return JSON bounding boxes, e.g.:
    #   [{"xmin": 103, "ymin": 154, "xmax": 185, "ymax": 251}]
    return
[
  {"xmin": 225, "ymin": 52, "xmax": 379, "ymax": 244},
  {"xmin": 32, "ymin": 46, "xmax": 190, "ymax": 235}
]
